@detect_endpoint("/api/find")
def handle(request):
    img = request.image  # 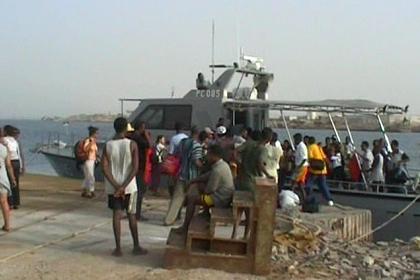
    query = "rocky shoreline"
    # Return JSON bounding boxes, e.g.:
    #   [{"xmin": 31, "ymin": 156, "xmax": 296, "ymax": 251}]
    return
[{"xmin": 271, "ymin": 211, "xmax": 420, "ymax": 279}]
